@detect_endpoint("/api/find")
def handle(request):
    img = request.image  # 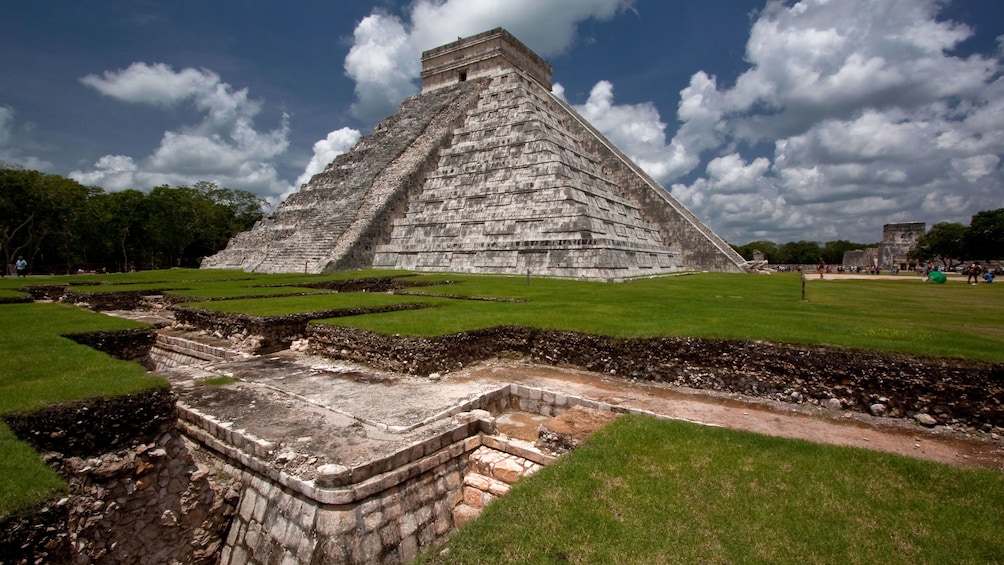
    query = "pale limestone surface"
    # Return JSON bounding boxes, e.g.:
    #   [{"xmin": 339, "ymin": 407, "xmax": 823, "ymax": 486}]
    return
[{"xmin": 204, "ymin": 29, "xmax": 747, "ymax": 279}]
